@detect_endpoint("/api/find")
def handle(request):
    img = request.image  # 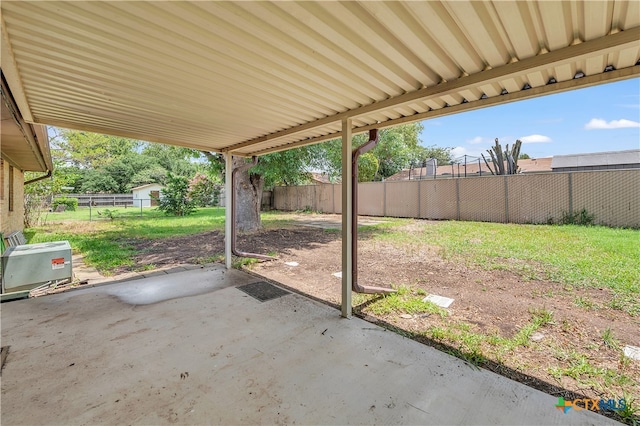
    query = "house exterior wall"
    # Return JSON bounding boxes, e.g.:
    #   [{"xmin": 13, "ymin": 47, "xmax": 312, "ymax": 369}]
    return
[
  {"xmin": 132, "ymin": 184, "xmax": 164, "ymax": 208},
  {"xmin": 0, "ymin": 159, "xmax": 25, "ymax": 235}
]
